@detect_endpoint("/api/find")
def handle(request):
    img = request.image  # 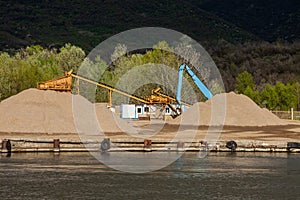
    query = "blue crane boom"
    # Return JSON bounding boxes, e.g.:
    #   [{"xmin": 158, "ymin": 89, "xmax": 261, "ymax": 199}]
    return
[{"xmin": 176, "ymin": 64, "xmax": 213, "ymax": 104}]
